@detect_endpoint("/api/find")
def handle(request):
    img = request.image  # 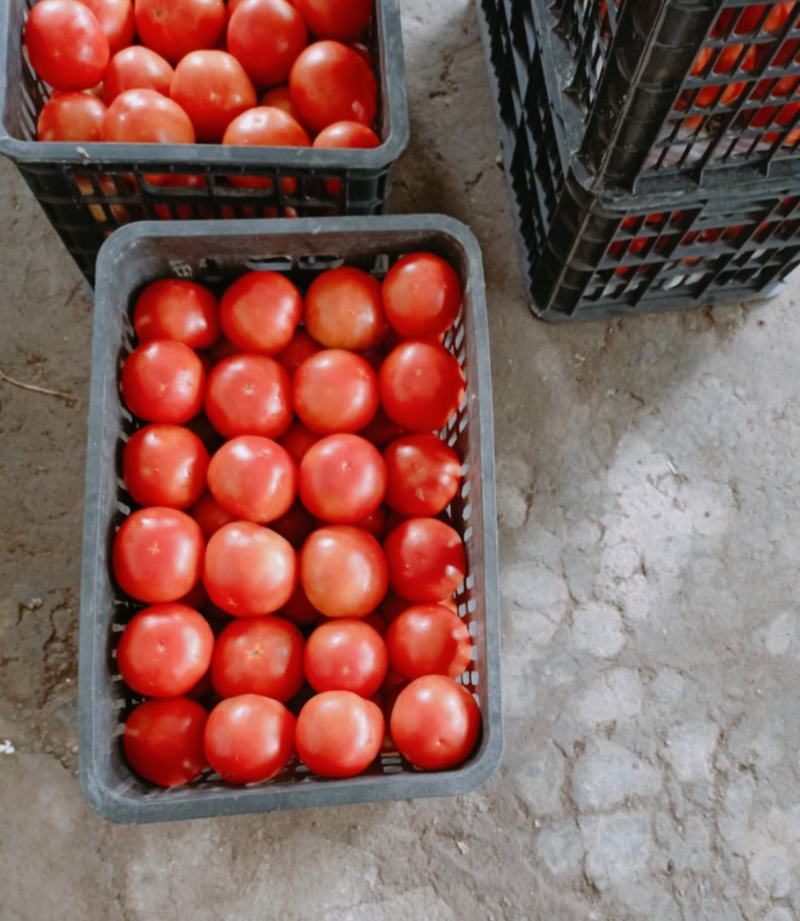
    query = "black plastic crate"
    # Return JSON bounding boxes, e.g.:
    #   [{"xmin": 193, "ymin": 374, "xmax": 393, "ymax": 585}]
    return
[
  {"xmin": 79, "ymin": 215, "xmax": 502, "ymax": 823},
  {"xmin": 0, "ymin": 0, "xmax": 409, "ymax": 282}
]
